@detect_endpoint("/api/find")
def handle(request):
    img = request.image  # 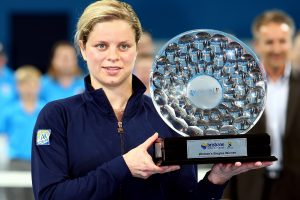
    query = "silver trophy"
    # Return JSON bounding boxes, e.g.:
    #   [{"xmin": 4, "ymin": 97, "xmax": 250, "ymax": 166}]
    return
[{"xmin": 151, "ymin": 29, "xmax": 277, "ymax": 165}]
